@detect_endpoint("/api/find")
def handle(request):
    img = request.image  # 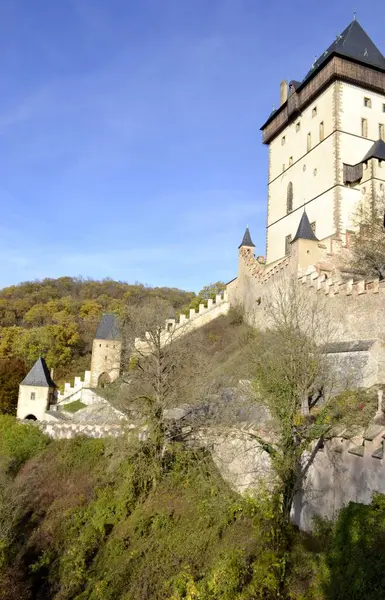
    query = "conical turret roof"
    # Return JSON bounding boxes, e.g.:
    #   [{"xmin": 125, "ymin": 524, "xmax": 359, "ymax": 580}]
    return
[
  {"xmin": 95, "ymin": 313, "xmax": 121, "ymax": 340},
  {"xmin": 304, "ymin": 19, "xmax": 385, "ymax": 81},
  {"xmin": 21, "ymin": 357, "xmax": 56, "ymax": 387},
  {"xmin": 292, "ymin": 211, "xmax": 319, "ymax": 243},
  {"xmin": 362, "ymin": 139, "xmax": 385, "ymax": 162},
  {"xmin": 238, "ymin": 227, "xmax": 255, "ymax": 249}
]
